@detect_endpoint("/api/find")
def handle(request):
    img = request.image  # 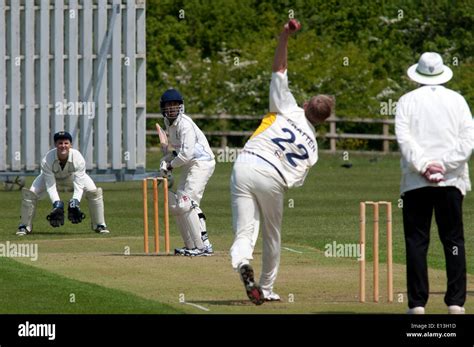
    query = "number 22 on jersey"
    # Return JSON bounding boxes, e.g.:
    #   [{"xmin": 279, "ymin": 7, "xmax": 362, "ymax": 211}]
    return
[{"xmin": 271, "ymin": 128, "xmax": 309, "ymax": 167}]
